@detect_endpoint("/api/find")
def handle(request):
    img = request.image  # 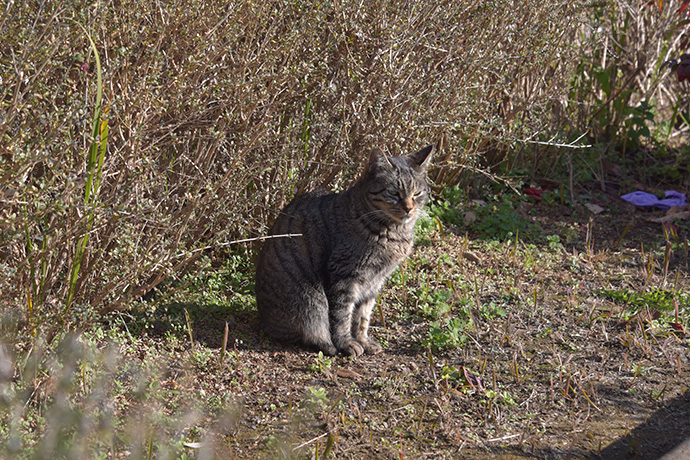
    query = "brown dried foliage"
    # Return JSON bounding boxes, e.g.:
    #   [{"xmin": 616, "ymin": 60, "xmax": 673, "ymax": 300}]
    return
[{"xmin": 1, "ymin": 0, "xmax": 594, "ymax": 317}]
